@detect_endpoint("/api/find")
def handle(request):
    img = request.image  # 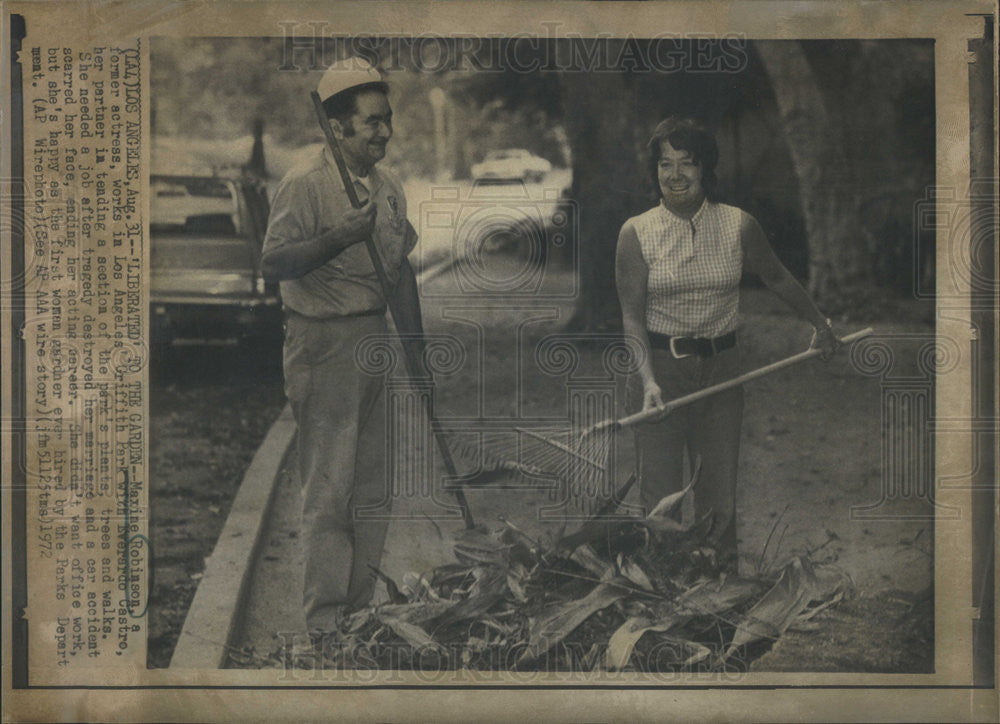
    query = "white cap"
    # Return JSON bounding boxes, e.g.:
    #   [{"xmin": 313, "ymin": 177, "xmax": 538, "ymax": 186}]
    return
[{"xmin": 317, "ymin": 57, "xmax": 384, "ymax": 102}]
